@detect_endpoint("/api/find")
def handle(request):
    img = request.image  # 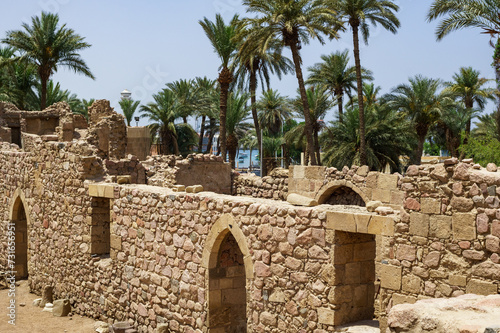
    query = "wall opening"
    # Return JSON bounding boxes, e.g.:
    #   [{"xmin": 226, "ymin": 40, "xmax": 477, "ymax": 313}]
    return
[
  {"xmin": 323, "ymin": 186, "xmax": 366, "ymax": 207},
  {"xmin": 12, "ymin": 197, "xmax": 28, "ymax": 279},
  {"xmin": 90, "ymin": 197, "xmax": 110, "ymax": 256},
  {"xmin": 331, "ymin": 231, "xmax": 376, "ymax": 325},
  {"xmin": 10, "ymin": 126, "xmax": 21, "ymax": 147},
  {"xmin": 208, "ymin": 232, "xmax": 247, "ymax": 332}
]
